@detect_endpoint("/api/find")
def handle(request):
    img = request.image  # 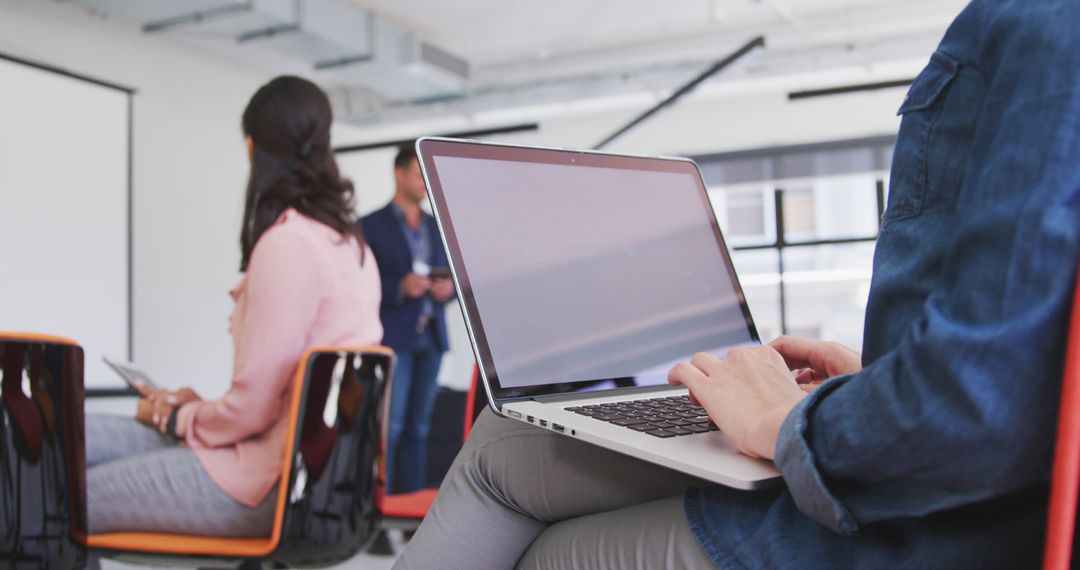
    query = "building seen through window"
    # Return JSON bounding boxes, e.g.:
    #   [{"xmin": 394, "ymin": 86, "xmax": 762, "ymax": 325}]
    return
[{"xmin": 695, "ymin": 136, "xmax": 894, "ymax": 350}]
